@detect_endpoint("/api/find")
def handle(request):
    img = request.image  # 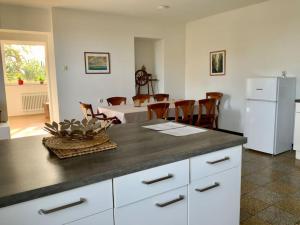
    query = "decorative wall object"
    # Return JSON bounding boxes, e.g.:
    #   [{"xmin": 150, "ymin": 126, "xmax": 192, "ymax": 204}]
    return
[
  {"xmin": 210, "ymin": 50, "xmax": 226, "ymax": 76},
  {"xmin": 84, "ymin": 52, "xmax": 111, "ymax": 74}
]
